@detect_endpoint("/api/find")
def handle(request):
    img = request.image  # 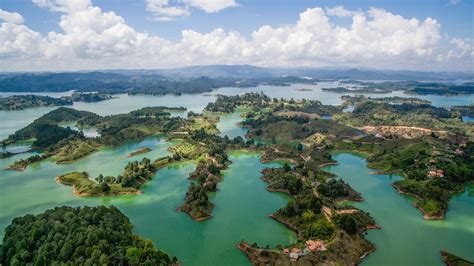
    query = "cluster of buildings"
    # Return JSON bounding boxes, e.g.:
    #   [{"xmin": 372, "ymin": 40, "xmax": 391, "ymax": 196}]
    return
[
  {"xmin": 427, "ymin": 169, "xmax": 444, "ymax": 178},
  {"xmin": 283, "ymin": 240, "xmax": 327, "ymax": 262},
  {"xmin": 427, "ymin": 160, "xmax": 444, "ymax": 178}
]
